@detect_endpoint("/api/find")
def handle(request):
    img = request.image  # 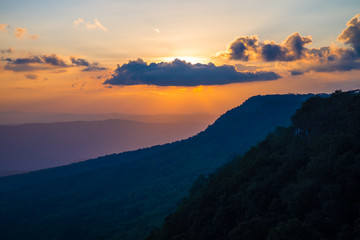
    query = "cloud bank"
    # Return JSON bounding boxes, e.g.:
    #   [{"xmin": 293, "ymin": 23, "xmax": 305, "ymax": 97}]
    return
[
  {"xmin": 219, "ymin": 14, "xmax": 360, "ymax": 75},
  {"xmin": 3, "ymin": 55, "xmax": 107, "ymax": 72},
  {"xmin": 0, "ymin": 48, "xmax": 14, "ymax": 54},
  {"xmin": 103, "ymin": 58, "xmax": 280, "ymax": 87},
  {"xmin": 220, "ymin": 33, "xmax": 312, "ymax": 62}
]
